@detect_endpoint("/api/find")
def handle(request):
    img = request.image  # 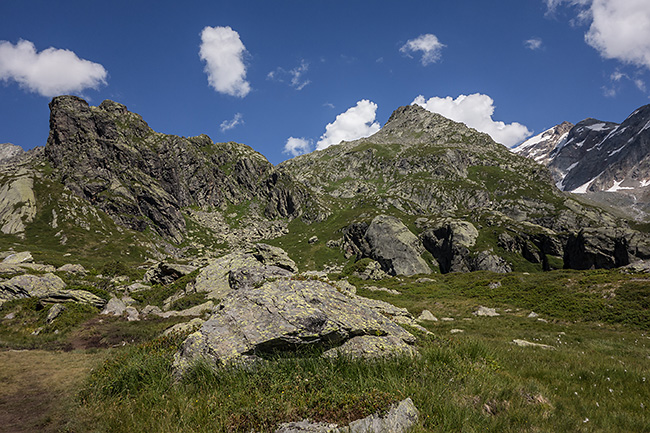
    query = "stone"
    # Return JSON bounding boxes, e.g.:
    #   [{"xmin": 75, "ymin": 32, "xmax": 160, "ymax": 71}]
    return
[
  {"xmin": 46, "ymin": 303, "xmax": 65, "ymax": 324},
  {"xmin": 365, "ymin": 286, "xmax": 401, "ymax": 295},
  {"xmin": 173, "ymin": 279, "xmax": 416, "ymax": 376},
  {"xmin": 57, "ymin": 263, "xmax": 88, "ymax": 275},
  {"xmin": 101, "ymin": 297, "xmax": 127, "ymax": 316},
  {"xmin": 163, "ymin": 318, "xmax": 205, "ymax": 337},
  {"xmin": 527, "ymin": 311, "xmax": 539, "ymax": 318},
  {"xmin": 308, "ymin": 236, "xmax": 318, "ymax": 244},
  {"xmin": 474, "ymin": 306, "xmax": 500, "ymax": 317},
  {"xmin": 4, "ymin": 312, "xmax": 15, "ymax": 320},
  {"xmin": 2, "ymin": 251, "xmax": 33, "ymax": 265},
  {"xmin": 450, "ymin": 329, "xmax": 464, "ymax": 334},
  {"xmin": 441, "ymin": 317, "xmax": 454, "ymax": 322},
  {"xmin": 417, "ymin": 310, "xmax": 438, "ymax": 322},
  {"xmin": 353, "ymin": 260, "xmax": 389, "ymax": 281},
  {"xmin": 252, "ymin": 243, "xmax": 298, "ymax": 272},
  {"xmin": 142, "ymin": 305, "xmax": 163, "ymax": 315},
  {"xmin": 330, "ymin": 279, "xmax": 357, "ymax": 295},
  {"xmin": 512, "ymin": 339, "xmax": 555, "ymax": 350},
  {"xmin": 275, "ymin": 398, "xmax": 418, "ymax": 433},
  {"xmin": 144, "ymin": 262, "xmax": 198, "ymax": 286},
  {"xmin": 126, "ymin": 282, "xmax": 150, "ymax": 293},
  {"xmin": 125, "ymin": 306, "xmax": 140, "ymax": 321},
  {"xmin": 489, "ymin": 281, "xmax": 502, "ymax": 289},
  {"xmin": 415, "ymin": 277, "xmax": 435, "ymax": 283}
]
